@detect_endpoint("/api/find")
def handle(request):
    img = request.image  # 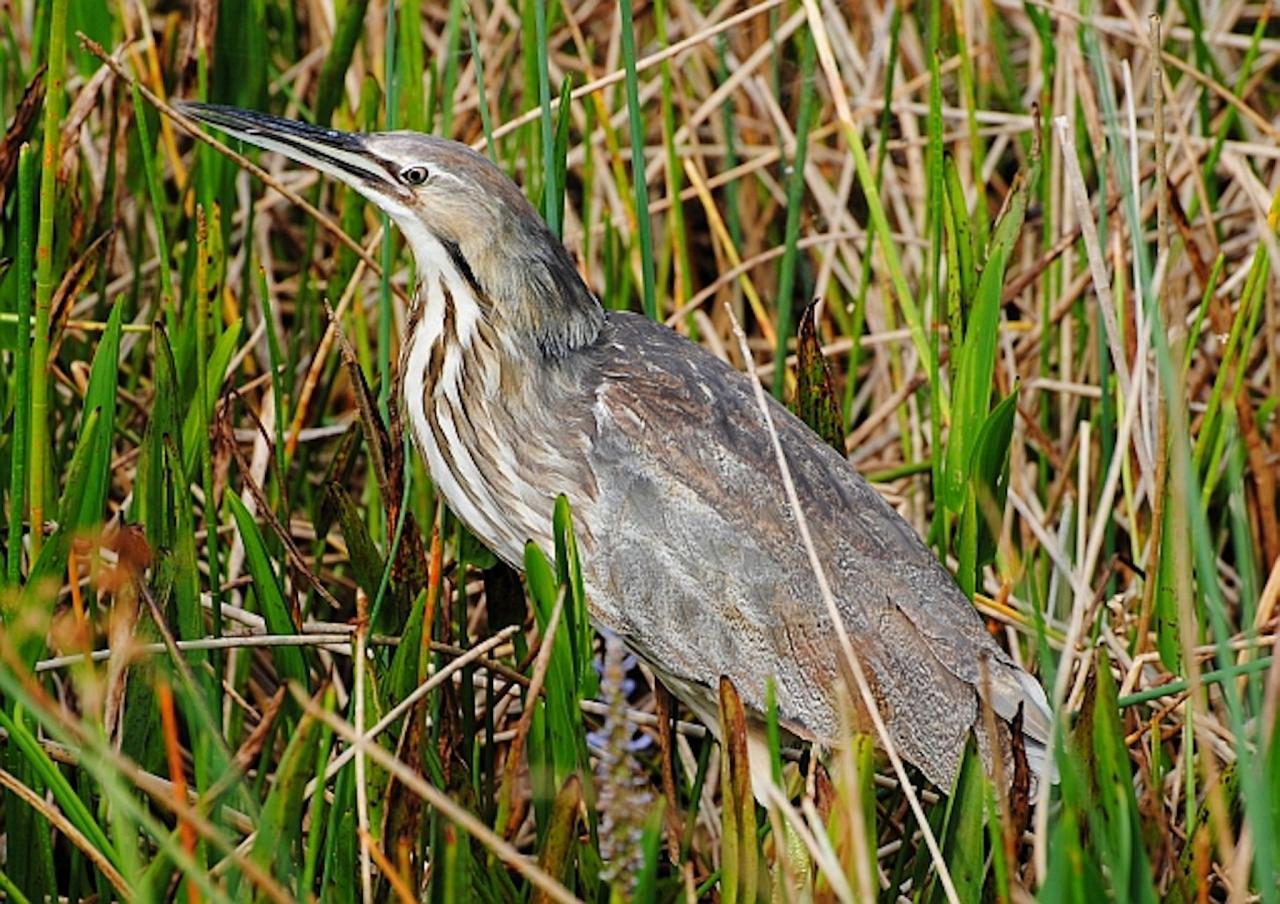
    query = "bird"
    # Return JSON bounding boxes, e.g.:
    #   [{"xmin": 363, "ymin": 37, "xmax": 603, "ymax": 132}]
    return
[{"xmin": 179, "ymin": 101, "xmax": 1053, "ymax": 797}]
